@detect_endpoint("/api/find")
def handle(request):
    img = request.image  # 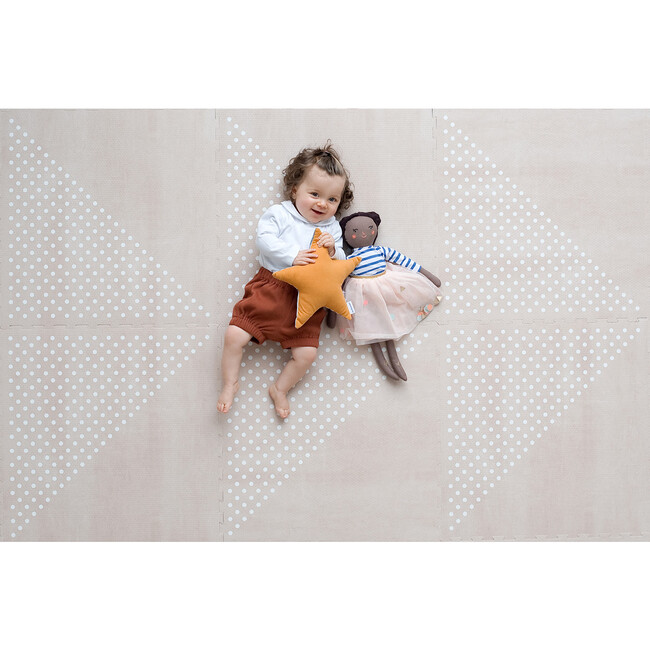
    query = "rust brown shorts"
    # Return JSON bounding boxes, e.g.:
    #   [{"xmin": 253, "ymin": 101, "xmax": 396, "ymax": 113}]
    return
[{"xmin": 230, "ymin": 267, "xmax": 325, "ymax": 348}]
